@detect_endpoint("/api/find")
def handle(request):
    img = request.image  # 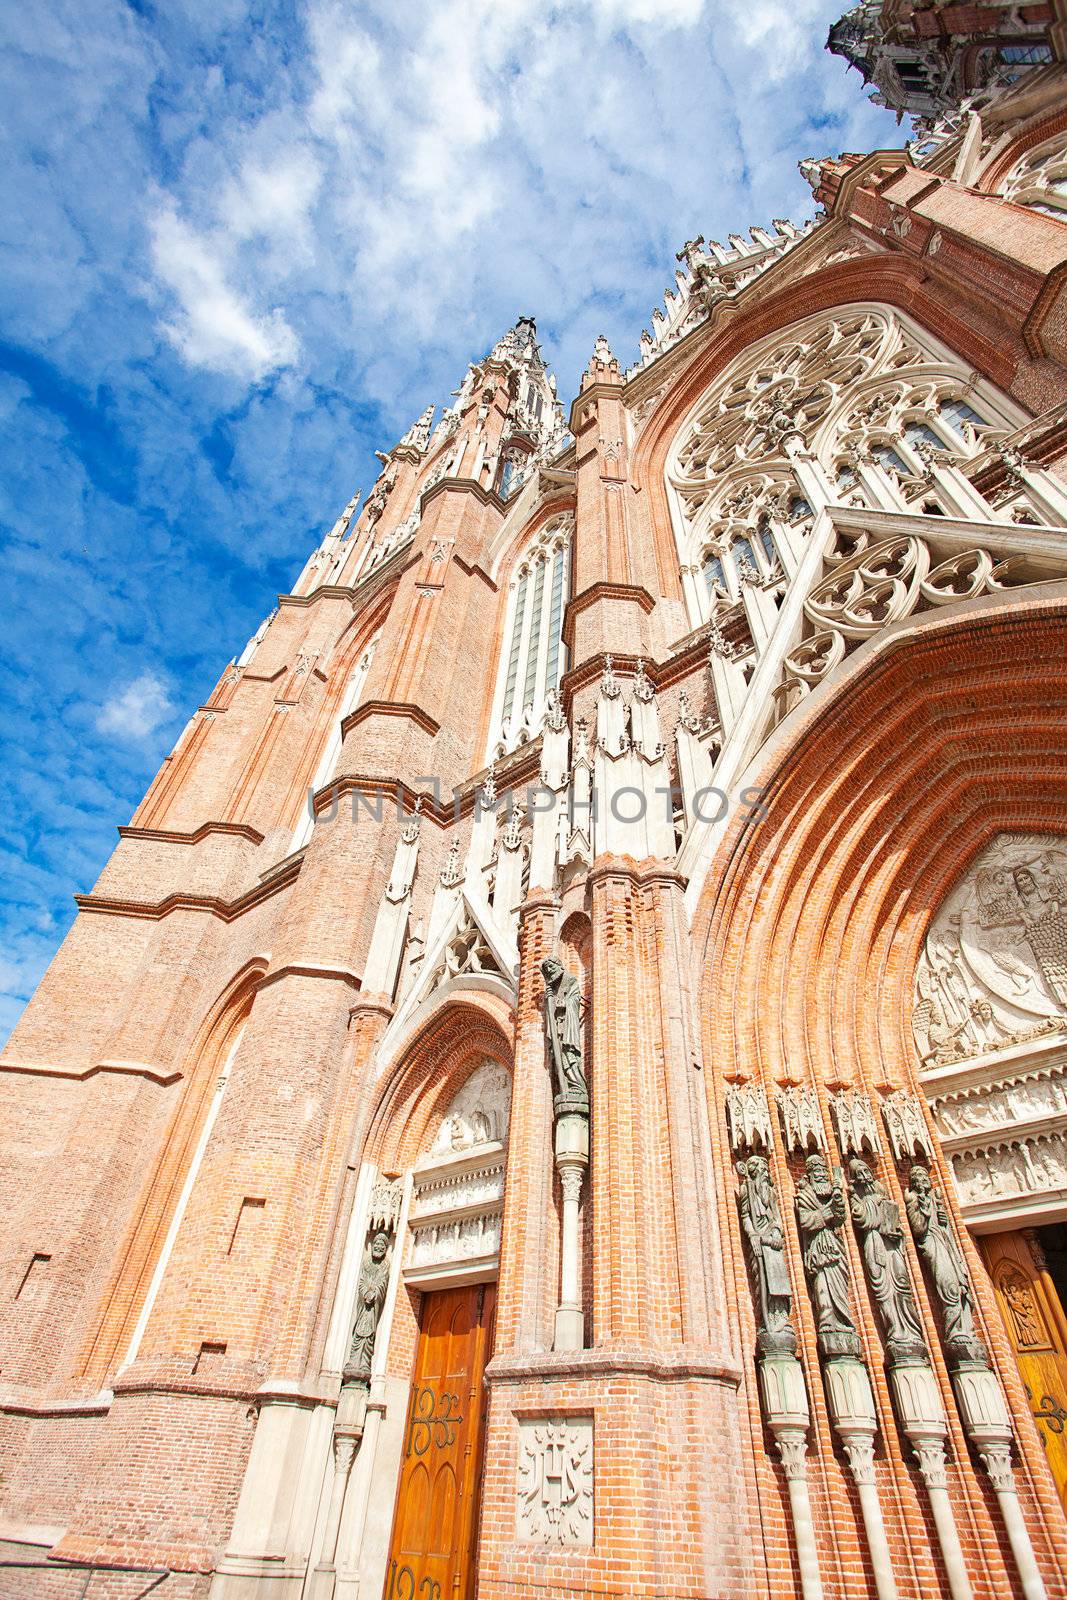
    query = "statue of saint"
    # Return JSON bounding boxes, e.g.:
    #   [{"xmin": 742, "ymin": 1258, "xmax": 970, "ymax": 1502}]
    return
[
  {"xmin": 904, "ymin": 1165, "xmax": 985, "ymax": 1364},
  {"xmin": 344, "ymin": 1230, "xmax": 392, "ymax": 1384},
  {"xmin": 794, "ymin": 1153, "xmax": 860, "ymax": 1358},
  {"xmin": 541, "ymin": 957, "xmax": 588, "ymax": 1113},
  {"xmin": 737, "ymin": 1155, "xmax": 796, "ymax": 1354},
  {"xmin": 848, "ymin": 1158, "xmax": 926, "ymax": 1362}
]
